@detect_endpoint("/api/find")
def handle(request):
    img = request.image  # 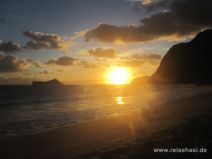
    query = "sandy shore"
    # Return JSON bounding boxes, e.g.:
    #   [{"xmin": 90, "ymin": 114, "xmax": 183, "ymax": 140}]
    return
[{"xmin": 1, "ymin": 90, "xmax": 212, "ymax": 159}]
